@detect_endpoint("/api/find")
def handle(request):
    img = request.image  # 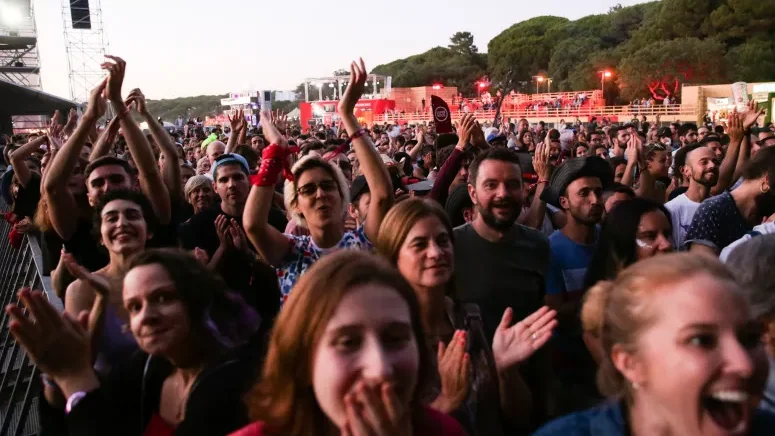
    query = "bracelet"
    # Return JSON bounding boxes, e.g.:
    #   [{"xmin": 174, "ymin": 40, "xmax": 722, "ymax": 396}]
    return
[
  {"xmin": 537, "ymin": 180, "xmax": 549, "ymax": 184},
  {"xmin": 349, "ymin": 129, "xmax": 368, "ymax": 141}
]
